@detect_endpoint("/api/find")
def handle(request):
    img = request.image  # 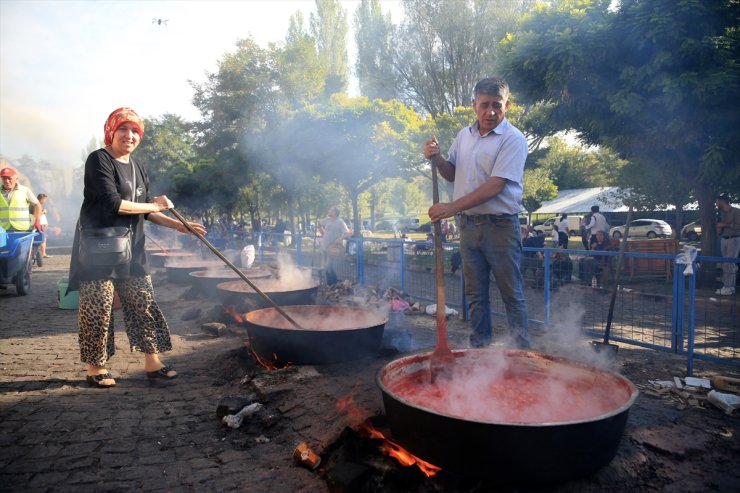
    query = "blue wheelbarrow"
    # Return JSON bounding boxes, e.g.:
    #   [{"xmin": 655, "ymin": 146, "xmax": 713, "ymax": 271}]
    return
[{"xmin": 0, "ymin": 229, "xmax": 35, "ymax": 295}]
